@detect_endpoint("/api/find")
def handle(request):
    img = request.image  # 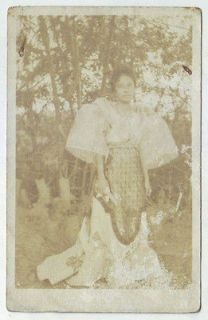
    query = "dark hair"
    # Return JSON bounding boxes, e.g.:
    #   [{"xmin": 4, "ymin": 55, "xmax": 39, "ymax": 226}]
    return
[{"xmin": 110, "ymin": 65, "xmax": 136, "ymax": 92}]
